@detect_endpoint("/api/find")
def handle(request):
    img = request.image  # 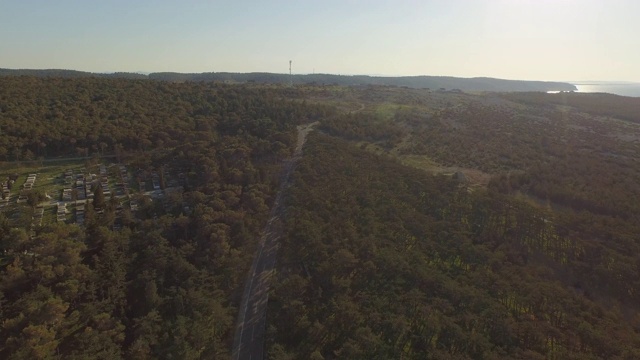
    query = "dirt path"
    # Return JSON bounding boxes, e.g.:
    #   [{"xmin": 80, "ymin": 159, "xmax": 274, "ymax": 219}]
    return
[
  {"xmin": 232, "ymin": 122, "xmax": 318, "ymax": 360},
  {"xmin": 350, "ymin": 102, "xmax": 365, "ymax": 114}
]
